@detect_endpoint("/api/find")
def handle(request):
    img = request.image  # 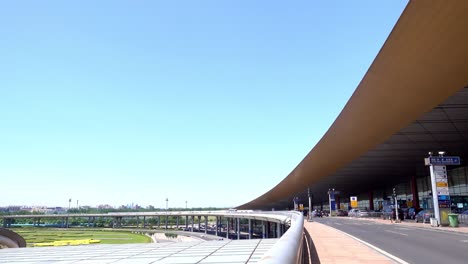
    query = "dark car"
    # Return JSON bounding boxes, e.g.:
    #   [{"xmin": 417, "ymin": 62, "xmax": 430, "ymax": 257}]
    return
[
  {"xmin": 382, "ymin": 207, "xmax": 404, "ymax": 220},
  {"xmin": 415, "ymin": 210, "xmax": 432, "ymax": 223},
  {"xmin": 336, "ymin": 209, "xmax": 348, "ymax": 216},
  {"xmin": 407, "ymin": 208, "xmax": 424, "ymax": 220},
  {"xmin": 312, "ymin": 210, "xmax": 322, "ymax": 217}
]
